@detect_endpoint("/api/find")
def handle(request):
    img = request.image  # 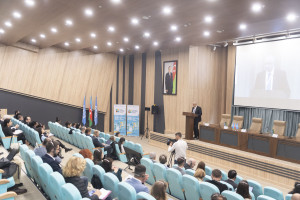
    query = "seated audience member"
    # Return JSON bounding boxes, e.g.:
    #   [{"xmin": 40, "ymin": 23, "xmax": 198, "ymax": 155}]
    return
[
  {"xmin": 17, "ymin": 115, "xmax": 24, "ymax": 122},
  {"xmin": 2, "ymin": 118, "xmax": 27, "ymax": 144},
  {"xmin": 236, "ymin": 180, "xmax": 251, "ymax": 200},
  {"xmin": 93, "ymin": 149, "xmax": 103, "ymax": 165},
  {"xmin": 159, "ymin": 154, "xmax": 168, "ymax": 169},
  {"xmin": 65, "ymin": 121, "xmax": 72, "ymax": 128},
  {"xmin": 72, "ymin": 122, "xmax": 76, "ymax": 128},
  {"xmin": 14, "ymin": 110, "xmax": 21, "ymax": 119},
  {"xmin": 55, "ymin": 117, "xmax": 61, "ymax": 125},
  {"xmin": 194, "ymin": 168, "xmax": 205, "ymax": 182},
  {"xmin": 28, "ymin": 121, "xmax": 38, "ymax": 129},
  {"xmin": 42, "ymin": 141, "xmax": 62, "ymax": 174},
  {"xmin": 184, "ymin": 158, "xmax": 196, "ymax": 170},
  {"xmin": 206, "ymin": 169, "xmax": 228, "ymax": 193},
  {"xmin": 106, "ymin": 136, "xmax": 115, "ymax": 145},
  {"xmin": 101, "ymin": 158, "xmax": 122, "ymax": 181},
  {"xmin": 225, "ymin": 170, "xmax": 238, "ymax": 190},
  {"xmin": 85, "ymin": 128, "xmax": 92, "ymax": 136},
  {"xmin": 63, "ymin": 157, "xmax": 101, "ymax": 200},
  {"xmin": 118, "ymin": 137, "xmax": 126, "ymax": 153},
  {"xmin": 211, "ymin": 193, "xmax": 227, "ymax": 200},
  {"xmin": 81, "ymin": 126, "xmax": 86, "ymax": 134},
  {"xmin": 289, "ymin": 182, "xmax": 300, "ymax": 194},
  {"xmin": 79, "ymin": 149, "xmax": 93, "ymax": 160},
  {"xmin": 149, "ymin": 152, "xmax": 157, "ymax": 163},
  {"xmin": 115, "ymin": 131, "xmax": 120, "ymax": 137},
  {"xmin": 151, "ymin": 180, "xmax": 169, "ymax": 200},
  {"xmin": 292, "ymin": 194, "xmax": 300, "ymax": 200},
  {"xmin": 125, "ymin": 164, "xmax": 149, "ymax": 193},
  {"xmin": 196, "ymin": 161, "xmax": 206, "ymax": 172},
  {"xmin": 75, "ymin": 123, "xmax": 81, "ymax": 129},
  {"xmin": 24, "ymin": 116, "xmax": 31, "ymax": 125},
  {"xmin": 173, "ymin": 157, "xmax": 186, "ymax": 175},
  {"xmin": 34, "ymin": 138, "xmax": 62, "ymax": 163},
  {"xmin": 91, "ymin": 131, "xmax": 112, "ymax": 157}
]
